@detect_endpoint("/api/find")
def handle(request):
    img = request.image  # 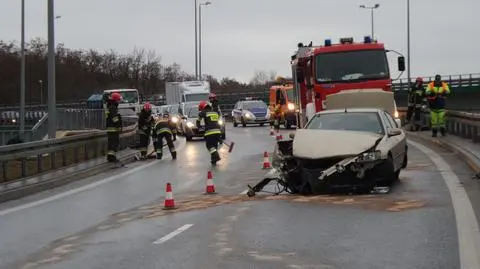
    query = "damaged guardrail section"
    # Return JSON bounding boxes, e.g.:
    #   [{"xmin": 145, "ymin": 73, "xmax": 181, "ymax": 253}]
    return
[{"xmin": 0, "ymin": 118, "xmax": 138, "ymax": 183}]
